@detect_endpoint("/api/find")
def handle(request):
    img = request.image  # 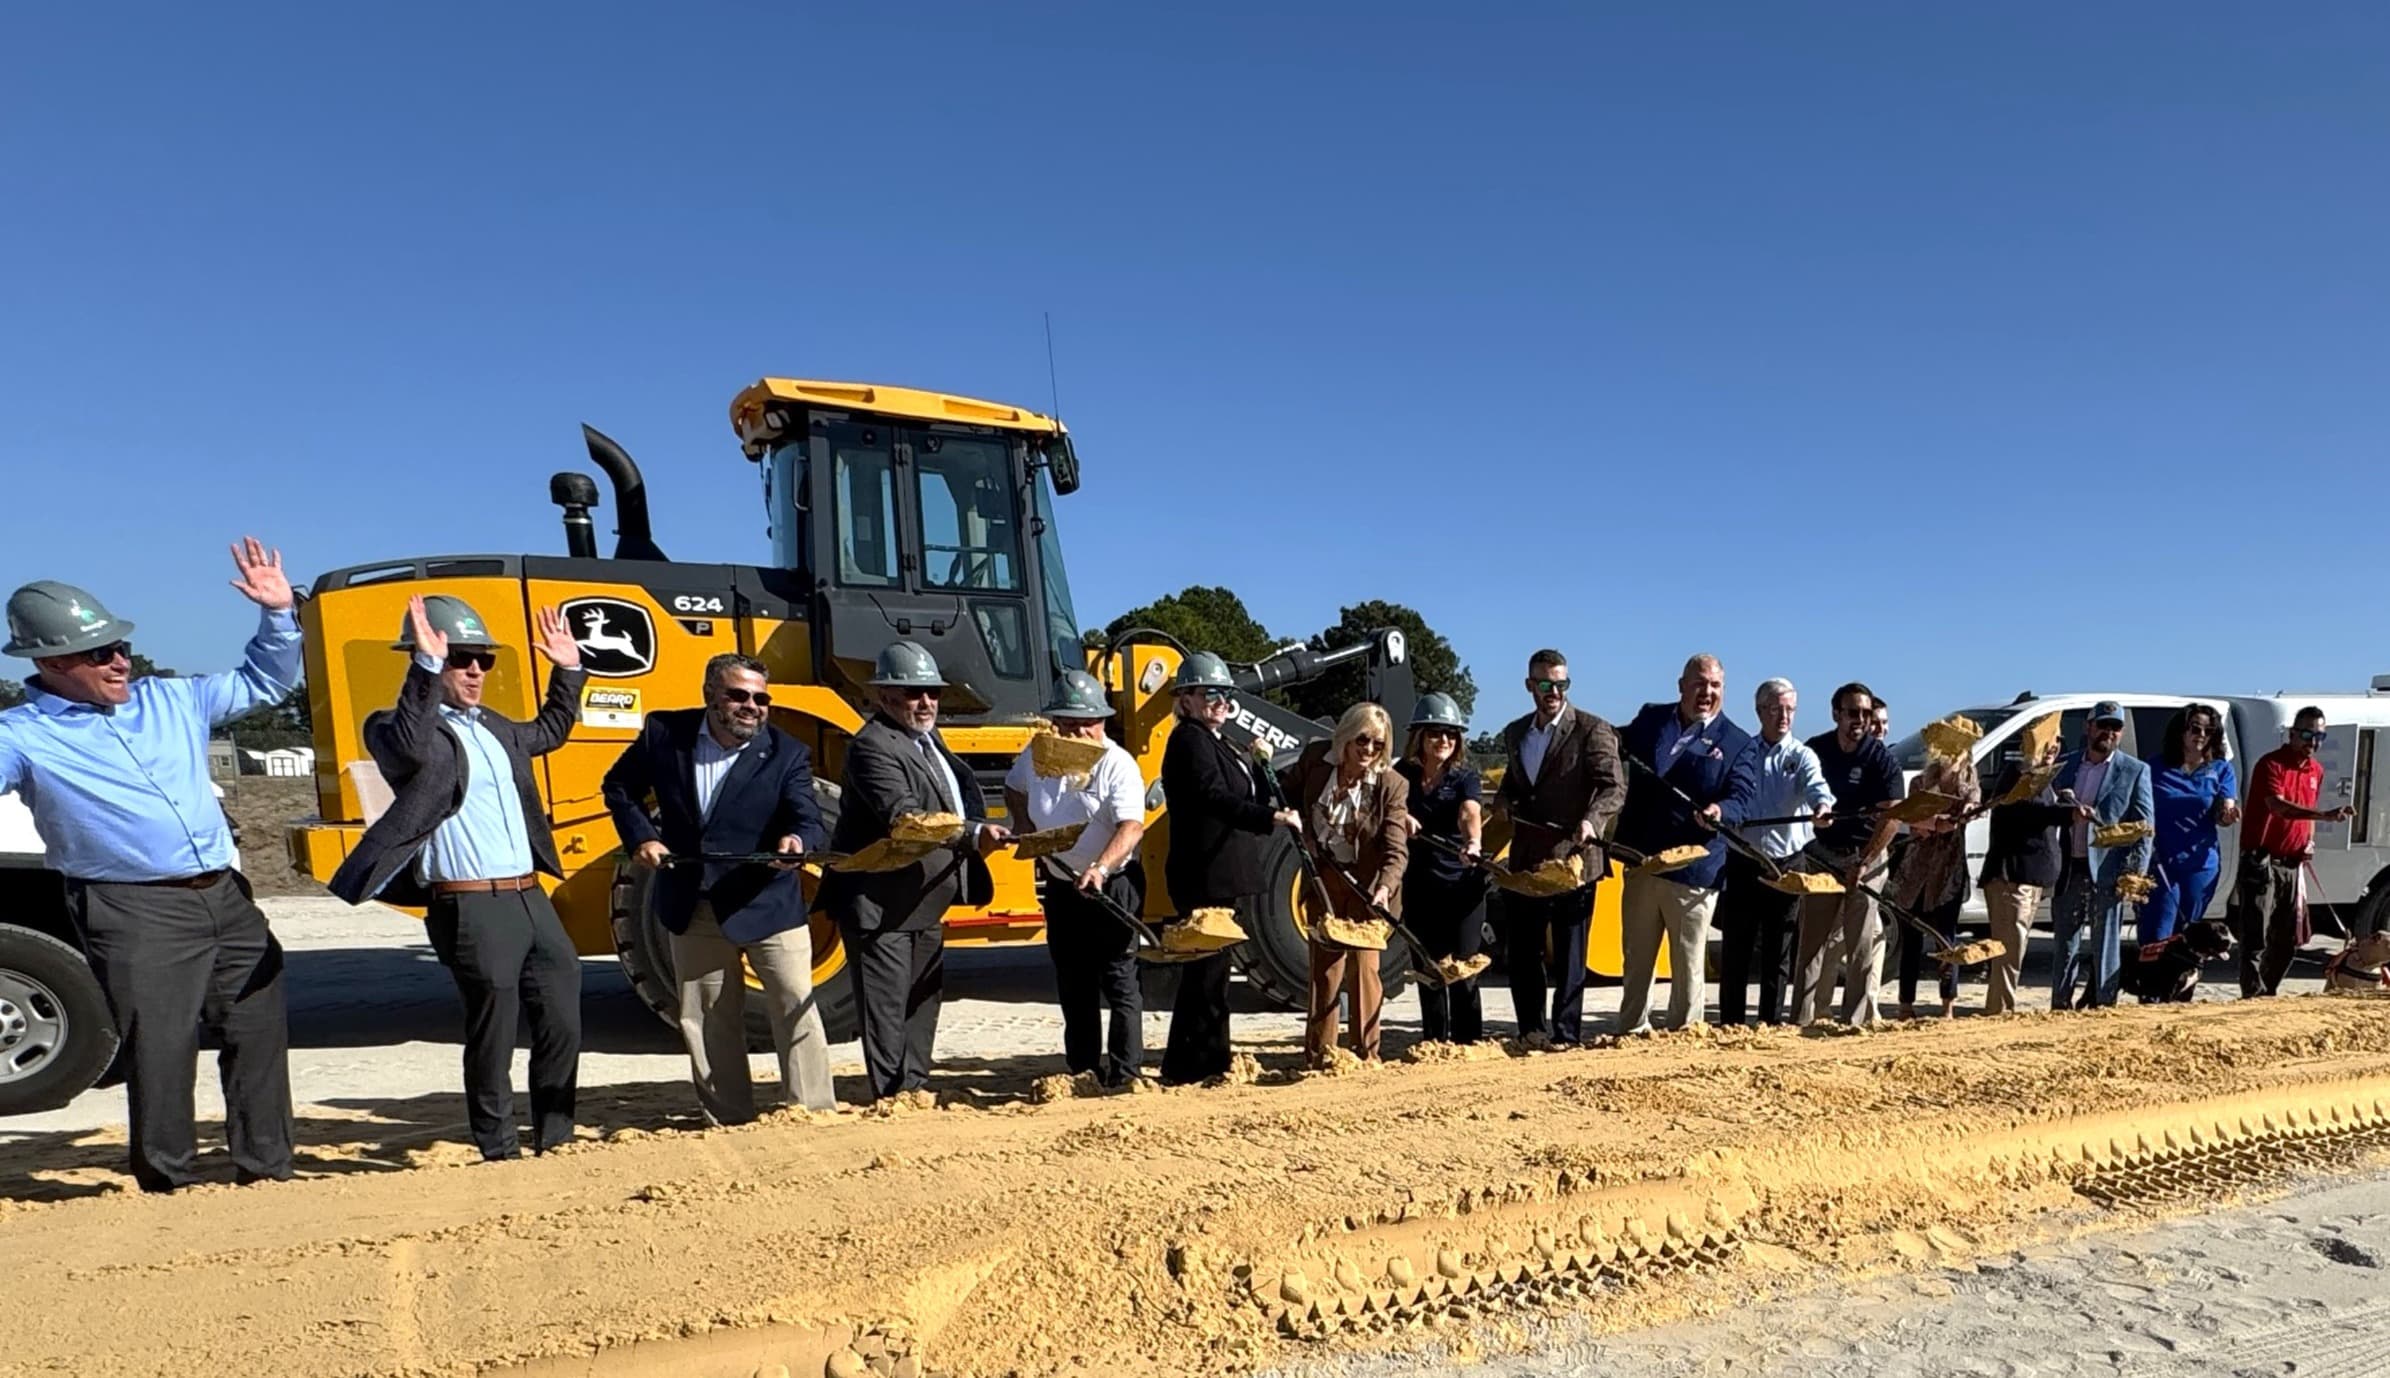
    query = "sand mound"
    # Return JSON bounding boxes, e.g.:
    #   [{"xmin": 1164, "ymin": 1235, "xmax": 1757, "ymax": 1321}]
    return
[{"xmin": 13, "ymin": 1002, "xmax": 2390, "ymax": 1378}]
